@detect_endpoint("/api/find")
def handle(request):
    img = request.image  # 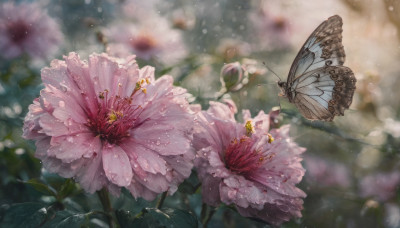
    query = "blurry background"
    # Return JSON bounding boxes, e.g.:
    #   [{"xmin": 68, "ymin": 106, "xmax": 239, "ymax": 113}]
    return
[{"xmin": 0, "ymin": 0, "xmax": 399, "ymax": 227}]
